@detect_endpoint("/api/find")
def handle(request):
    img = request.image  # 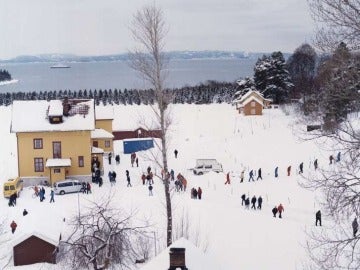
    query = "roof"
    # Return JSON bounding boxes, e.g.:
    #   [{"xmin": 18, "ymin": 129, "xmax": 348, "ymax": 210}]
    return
[
  {"xmin": 95, "ymin": 105, "xmax": 114, "ymax": 120},
  {"xmin": 140, "ymin": 238, "xmax": 221, "ymax": 270},
  {"xmin": 91, "ymin": 128, "xmax": 114, "ymax": 139},
  {"xmin": 92, "ymin": 146, "xmax": 104, "ymax": 154},
  {"xmin": 45, "ymin": 158, "xmax": 71, "ymax": 167},
  {"xmin": 12, "ymin": 231, "xmax": 59, "ymax": 248},
  {"xmin": 123, "ymin": 137, "xmax": 154, "ymax": 142},
  {"xmin": 242, "ymin": 96, "xmax": 264, "ymax": 106},
  {"xmin": 234, "ymin": 90, "xmax": 265, "ymax": 104},
  {"xmin": 11, "ymin": 211, "xmax": 64, "ymax": 249},
  {"xmin": 11, "ymin": 100, "xmax": 95, "ymax": 133},
  {"xmin": 48, "ymin": 100, "xmax": 63, "ymax": 116}
]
